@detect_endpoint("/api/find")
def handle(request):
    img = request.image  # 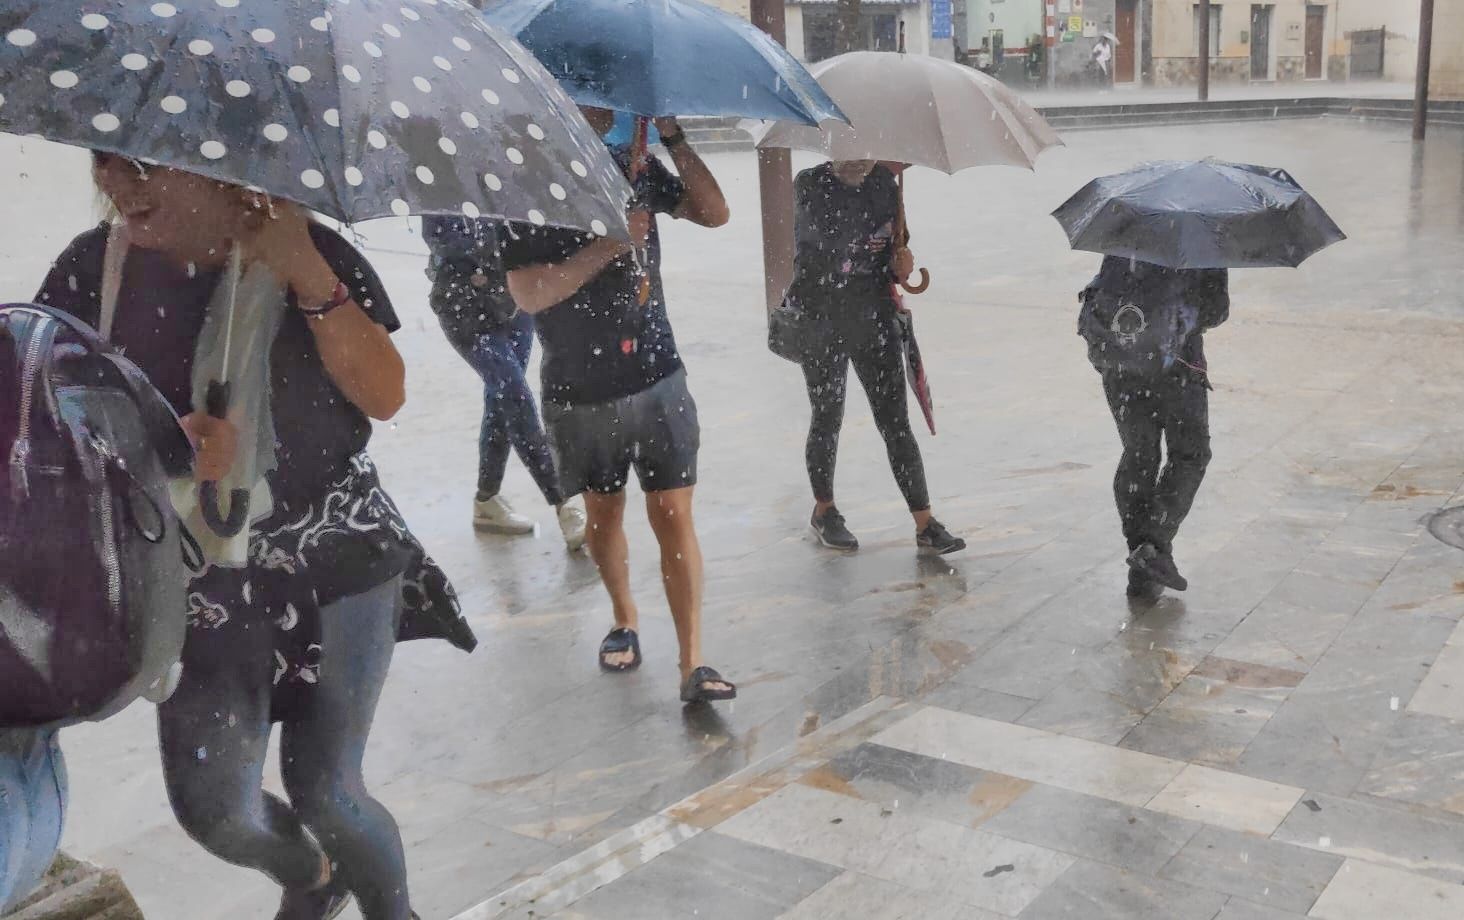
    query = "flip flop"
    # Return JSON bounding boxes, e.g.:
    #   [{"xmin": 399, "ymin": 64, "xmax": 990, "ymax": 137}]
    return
[
  {"xmin": 598, "ymin": 627, "xmax": 642, "ymax": 672},
  {"xmin": 681, "ymin": 666, "xmax": 737, "ymax": 704}
]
